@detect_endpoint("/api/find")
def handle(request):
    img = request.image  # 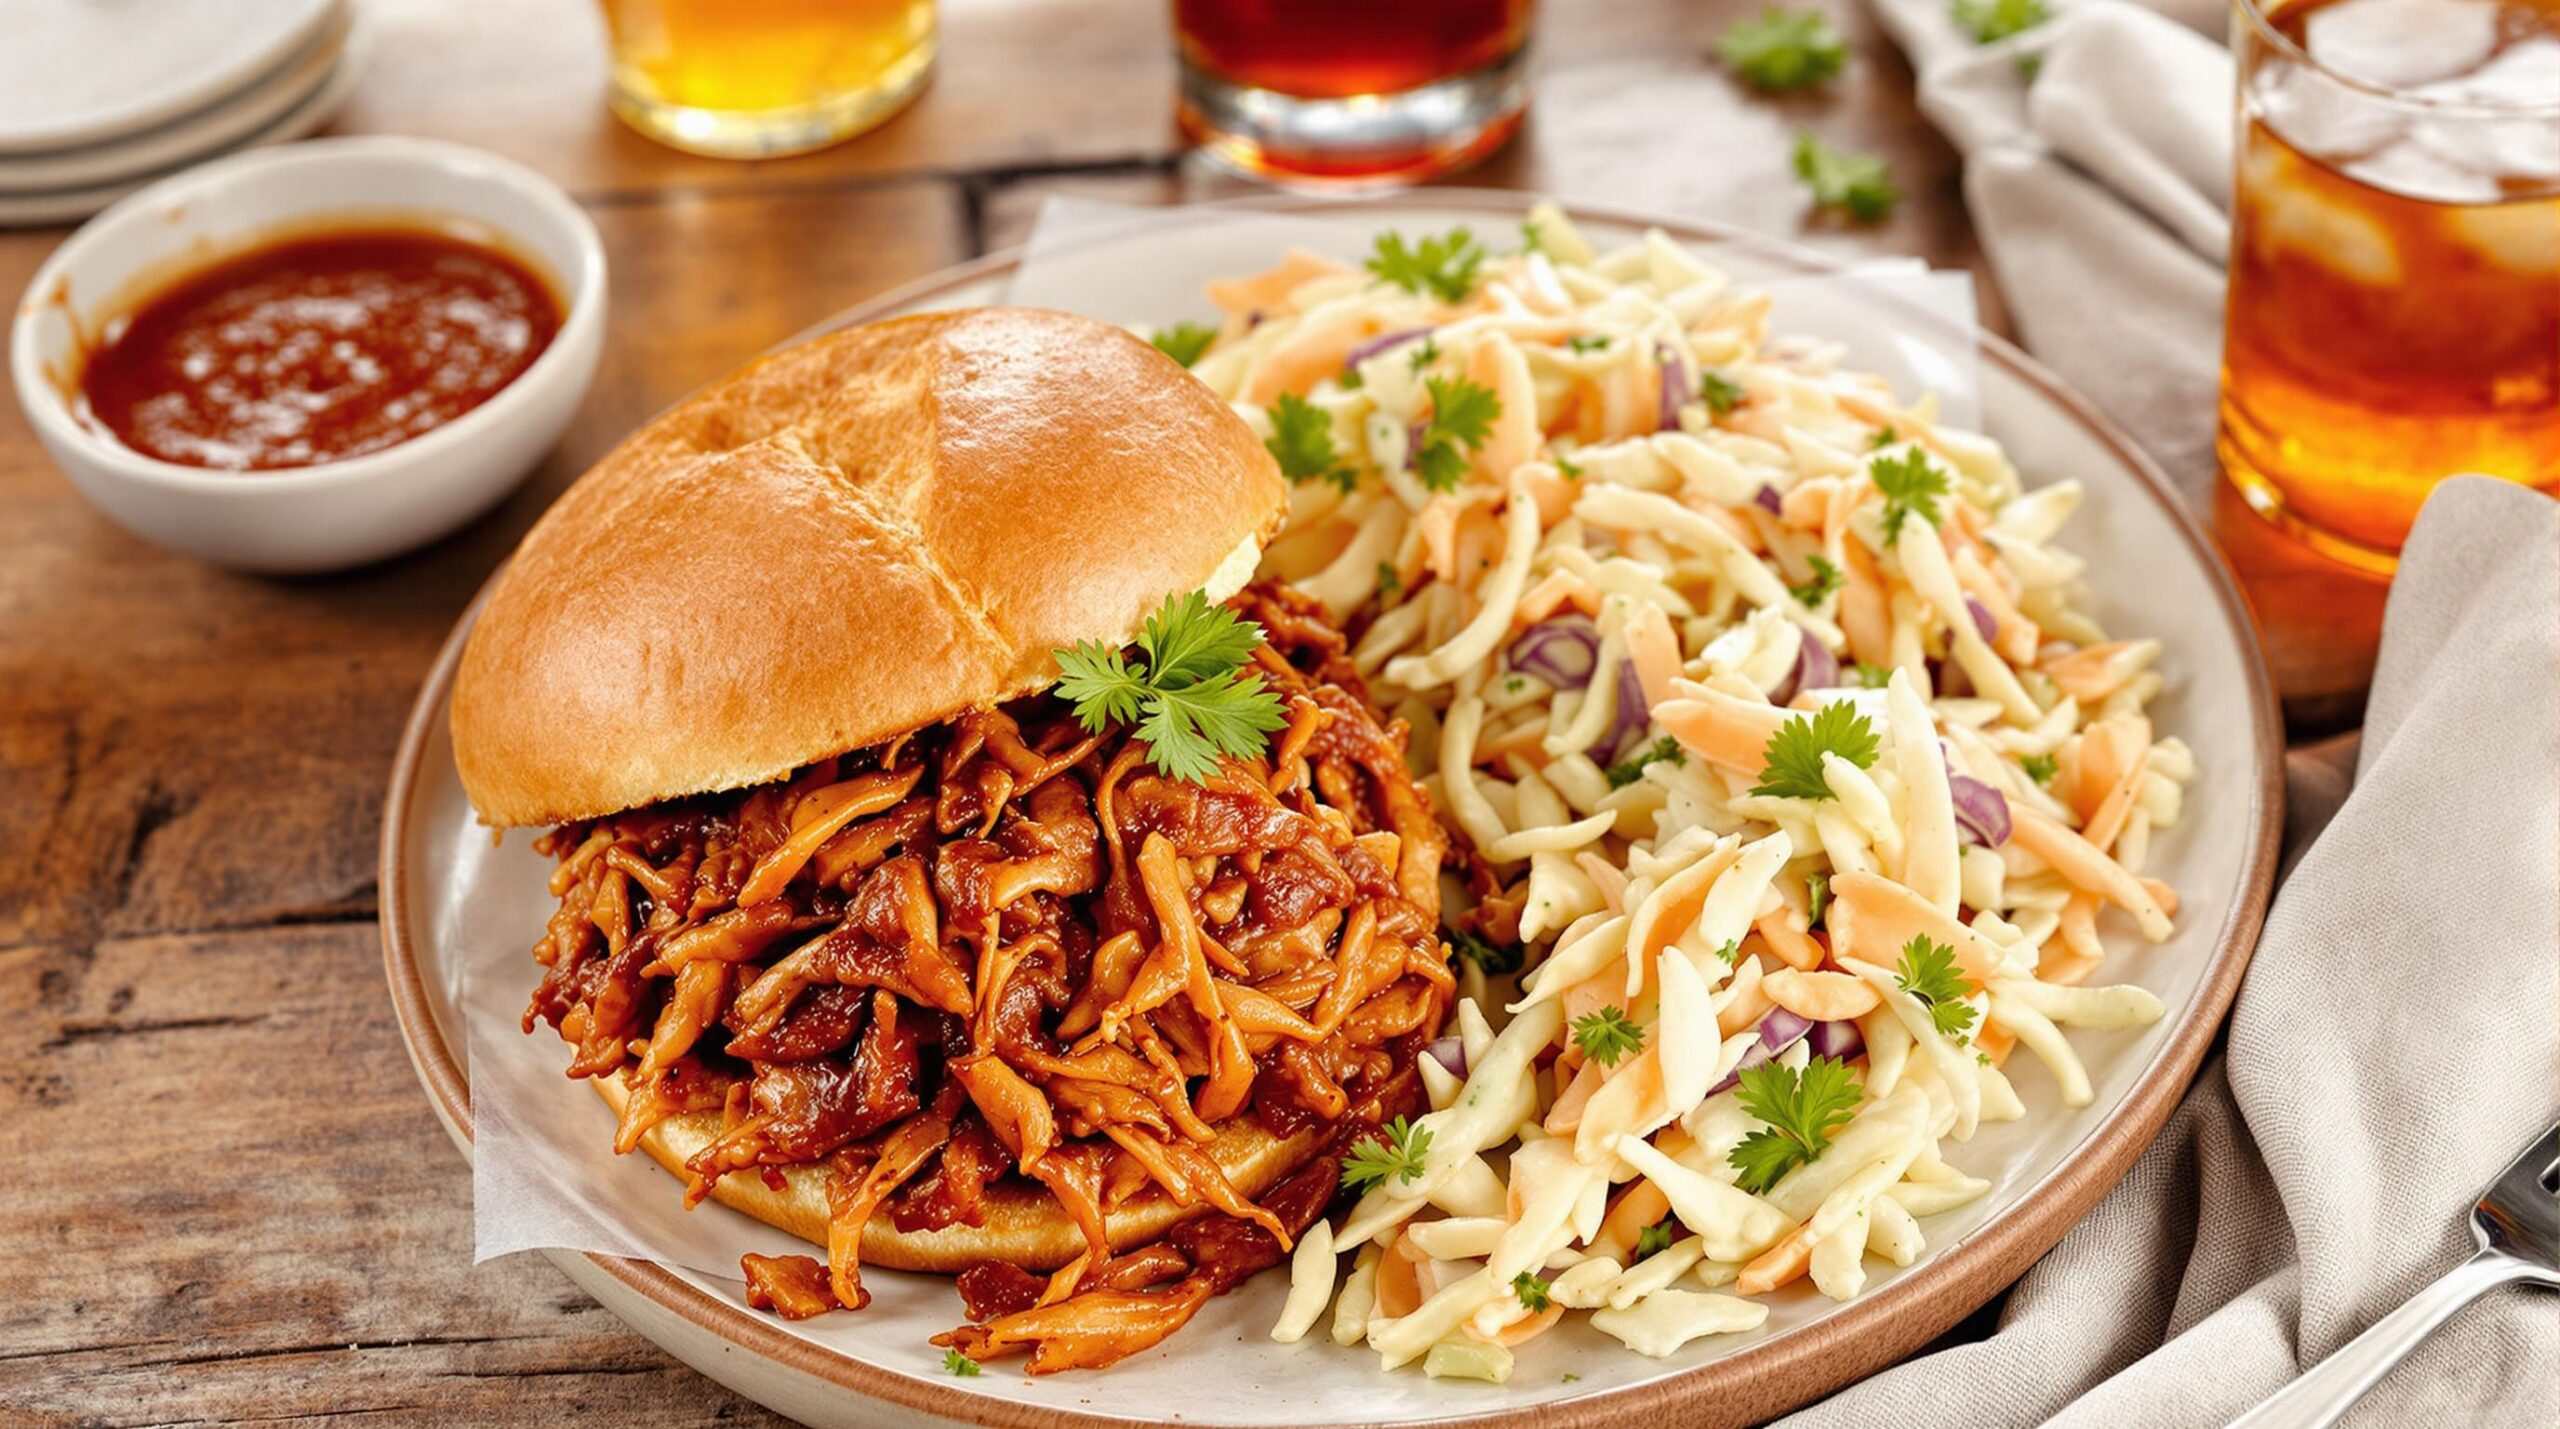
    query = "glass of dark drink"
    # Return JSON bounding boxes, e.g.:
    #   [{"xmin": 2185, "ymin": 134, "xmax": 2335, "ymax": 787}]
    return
[{"xmin": 1172, "ymin": 0, "xmax": 1535, "ymax": 186}]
